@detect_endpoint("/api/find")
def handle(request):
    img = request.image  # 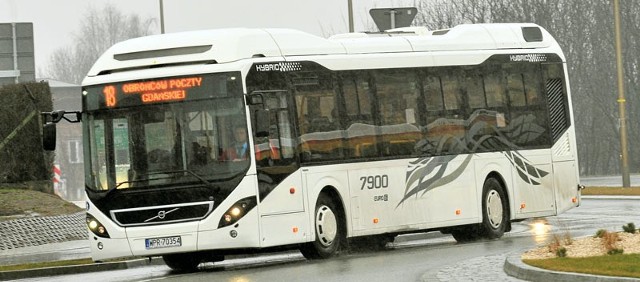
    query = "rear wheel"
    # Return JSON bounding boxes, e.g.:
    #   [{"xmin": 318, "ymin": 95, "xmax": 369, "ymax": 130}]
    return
[
  {"xmin": 300, "ymin": 193, "xmax": 345, "ymax": 259},
  {"xmin": 480, "ymin": 178, "xmax": 508, "ymax": 239}
]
